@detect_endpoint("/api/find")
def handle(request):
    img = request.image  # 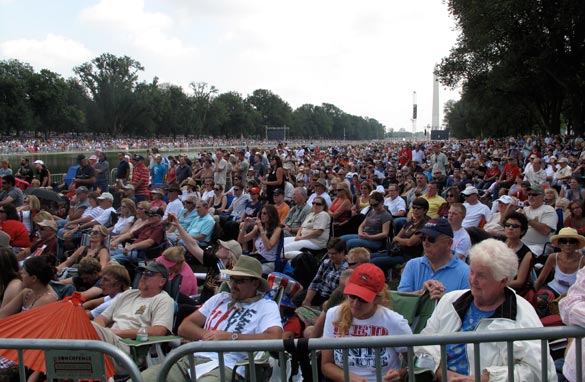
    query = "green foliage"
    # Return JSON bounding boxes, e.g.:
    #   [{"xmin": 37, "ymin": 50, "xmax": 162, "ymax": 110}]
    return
[
  {"xmin": 439, "ymin": 0, "xmax": 585, "ymax": 136},
  {"xmin": 0, "ymin": 53, "xmax": 387, "ymax": 139}
]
